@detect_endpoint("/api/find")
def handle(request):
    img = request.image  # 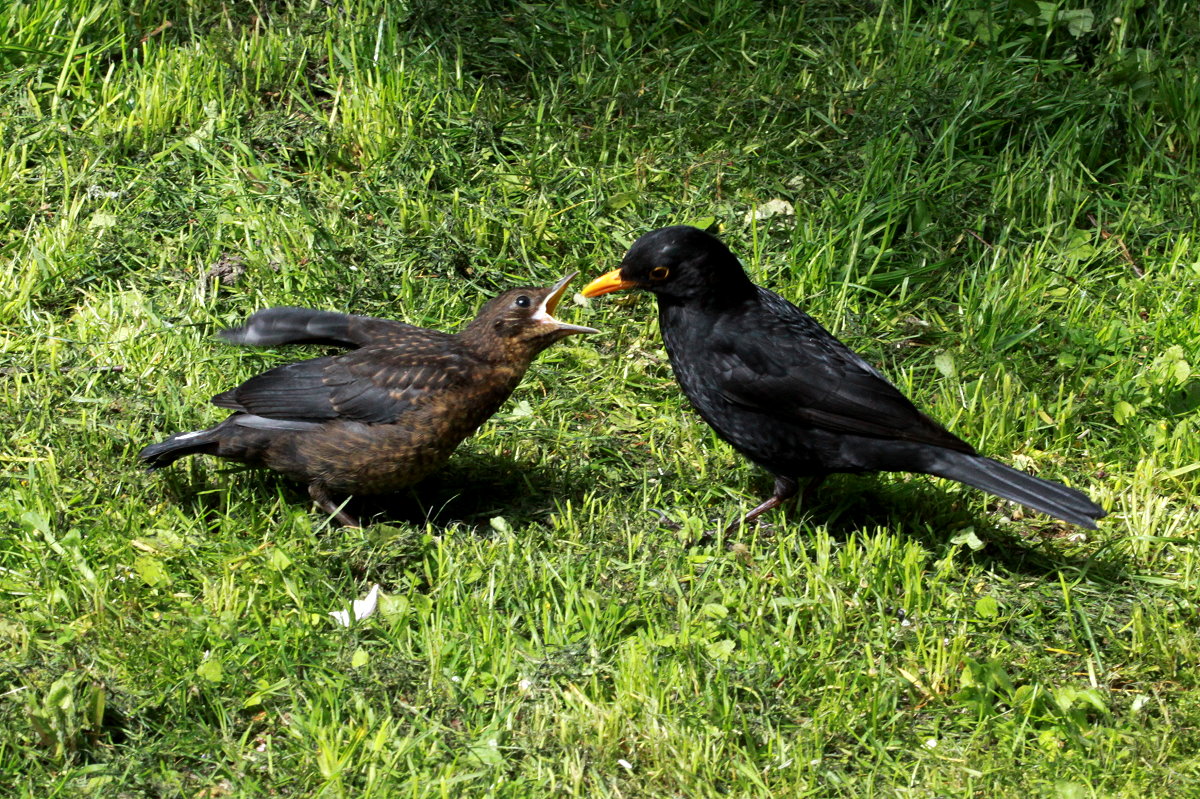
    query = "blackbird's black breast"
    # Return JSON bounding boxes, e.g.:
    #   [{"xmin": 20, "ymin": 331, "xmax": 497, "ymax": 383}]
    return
[
  {"xmin": 660, "ymin": 300, "xmax": 831, "ymax": 477},
  {"xmin": 658, "ymin": 286, "xmax": 974, "ymax": 478}
]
